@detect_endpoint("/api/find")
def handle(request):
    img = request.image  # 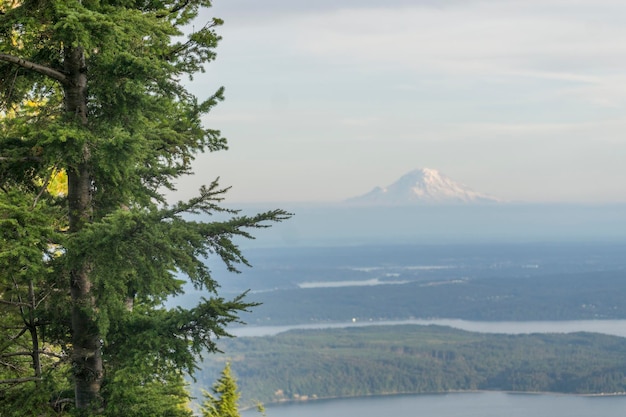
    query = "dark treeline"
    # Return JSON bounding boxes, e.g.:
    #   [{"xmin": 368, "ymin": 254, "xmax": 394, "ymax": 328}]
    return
[{"xmin": 199, "ymin": 325, "xmax": 626, "ymax": 407}]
